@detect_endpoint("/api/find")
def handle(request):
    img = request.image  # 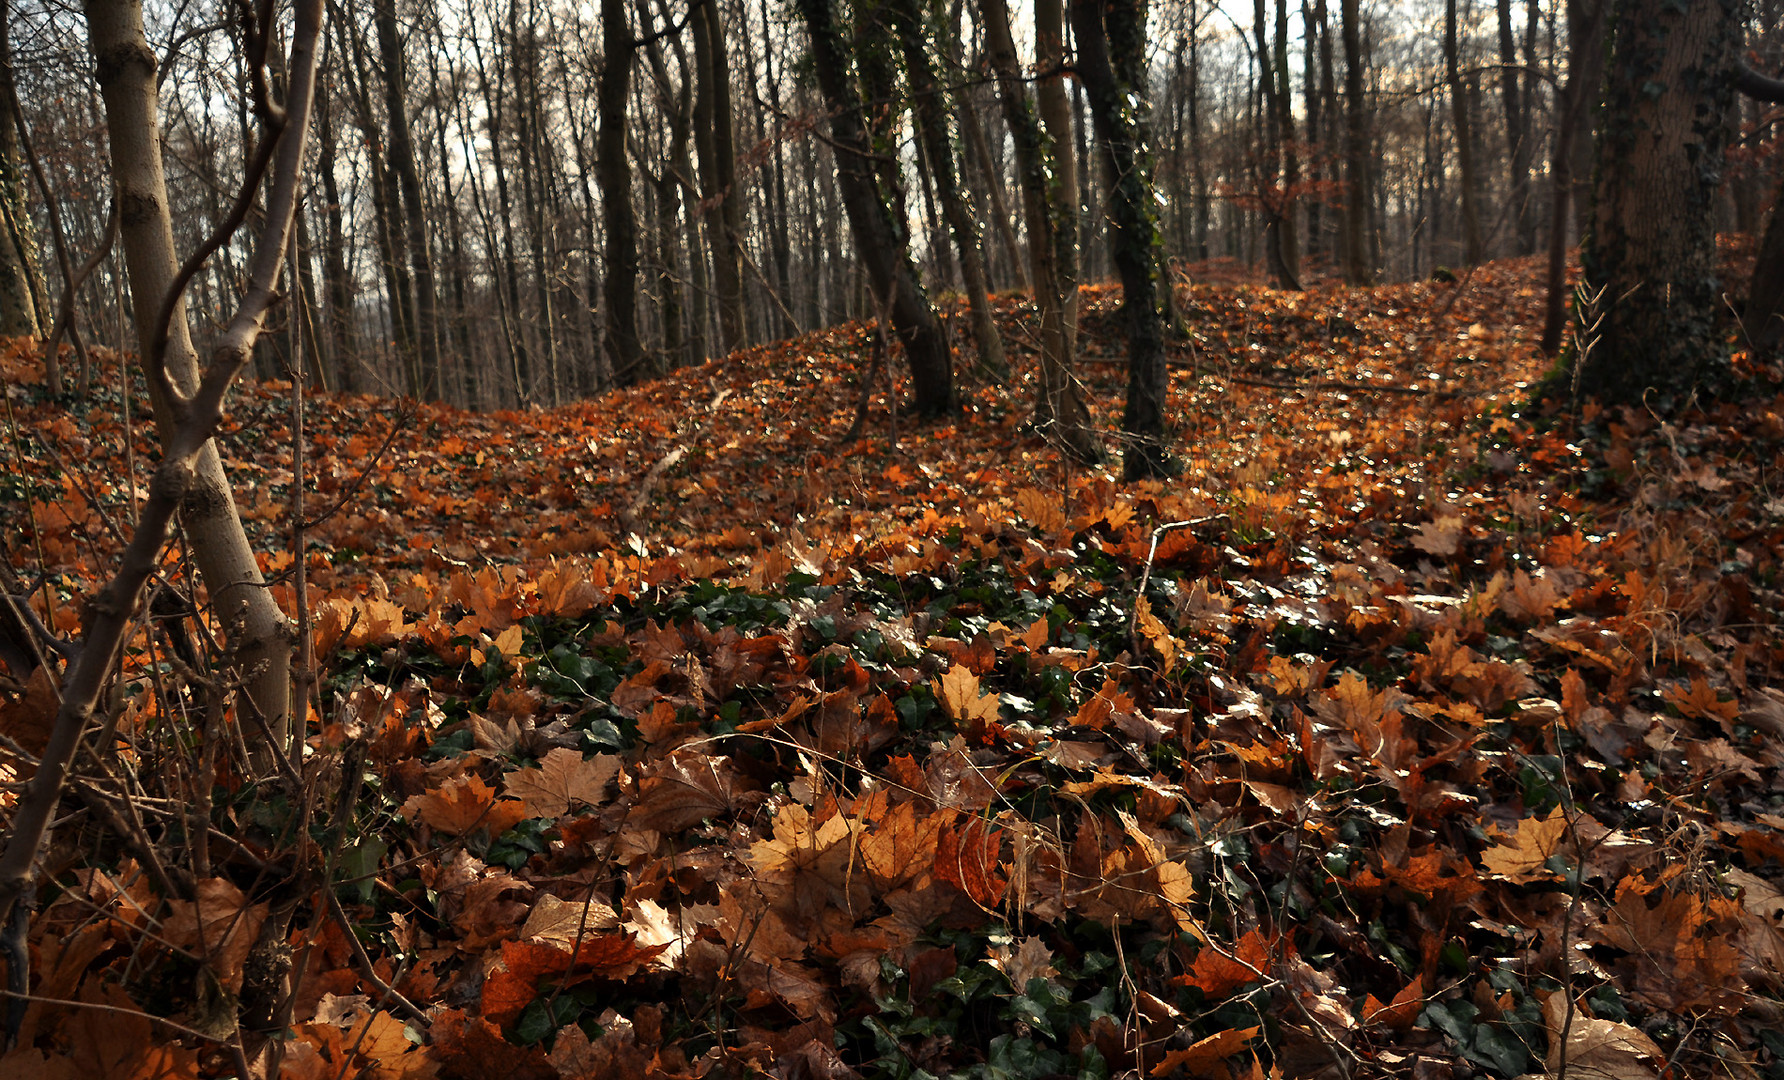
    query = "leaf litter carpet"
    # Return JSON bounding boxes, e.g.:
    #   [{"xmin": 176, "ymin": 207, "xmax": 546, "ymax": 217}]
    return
[{"xmin": 3, "ymin": 259, "xmax": 1784, "ymax": 1078}]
